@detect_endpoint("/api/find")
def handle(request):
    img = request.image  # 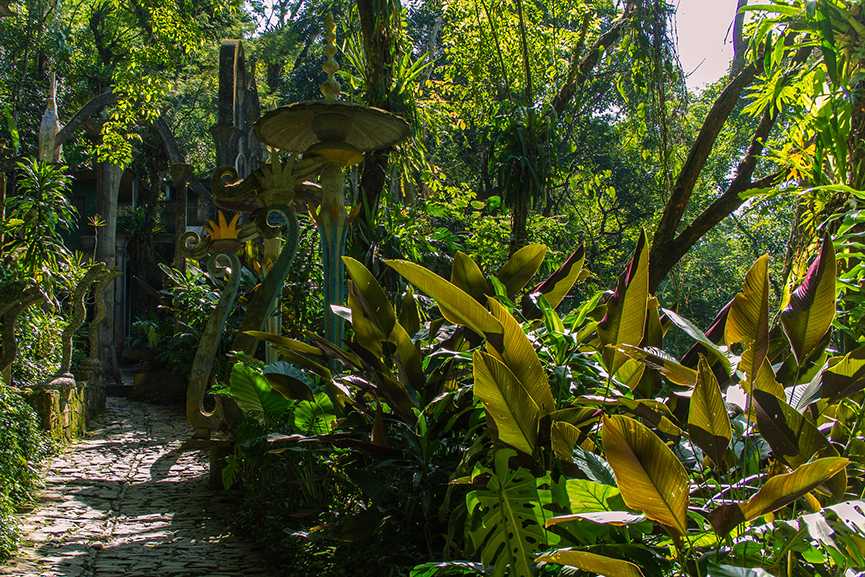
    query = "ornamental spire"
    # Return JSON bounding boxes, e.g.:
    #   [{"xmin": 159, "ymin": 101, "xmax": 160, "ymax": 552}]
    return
[{"xmin": 320, "ymin": 12, "xmax": 341, "ymax": 101}]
